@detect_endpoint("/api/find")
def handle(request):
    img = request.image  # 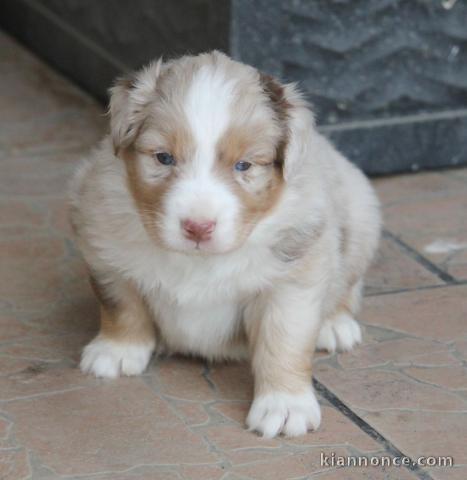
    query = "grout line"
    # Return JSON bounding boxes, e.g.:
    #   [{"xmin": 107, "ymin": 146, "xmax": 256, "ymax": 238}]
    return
[
  {"xmin": 317, "ymin": 108, "xmax": 467, "ymax": 132},
  {"xmin": 202, "ymin": 362, "xmax": 217, "ymax": 392},
  {"xmin": 364, "ymin": 280, "xmax": 467, "ymax": 298},
  {"xmin": 383, "ymin": 230, "xmax": 457, "ymax": 284},
  {"xmin": 313, "ymin": 378, "xmax": 435, "ymax": 480}
]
